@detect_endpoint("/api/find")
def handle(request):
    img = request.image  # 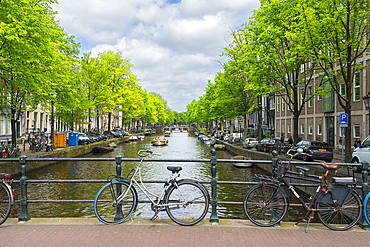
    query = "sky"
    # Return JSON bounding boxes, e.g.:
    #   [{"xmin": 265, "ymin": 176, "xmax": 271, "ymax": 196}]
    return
[{"xmin": 51, "ymin": 0, "xmax": 260, "ymax": 112}]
